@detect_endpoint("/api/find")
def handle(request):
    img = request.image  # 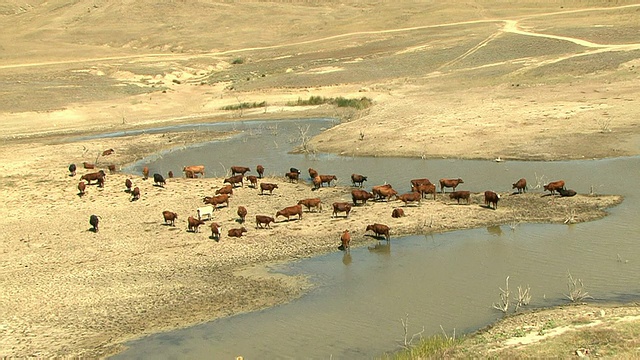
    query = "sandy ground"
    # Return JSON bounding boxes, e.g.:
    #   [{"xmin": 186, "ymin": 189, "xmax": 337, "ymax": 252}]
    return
[{"xmin": 0, "ymin": 0, "xmax": 639, "ymax": 357}]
